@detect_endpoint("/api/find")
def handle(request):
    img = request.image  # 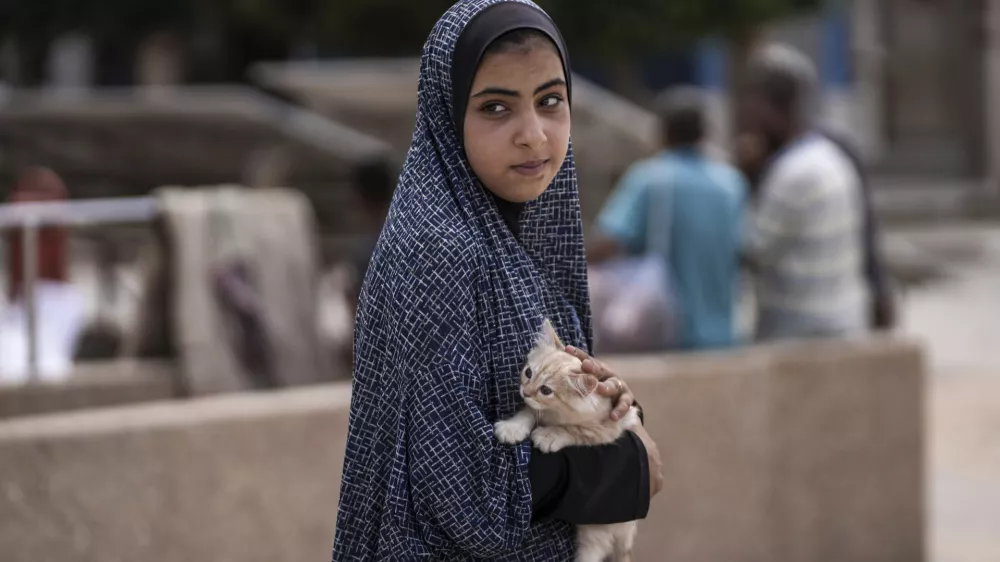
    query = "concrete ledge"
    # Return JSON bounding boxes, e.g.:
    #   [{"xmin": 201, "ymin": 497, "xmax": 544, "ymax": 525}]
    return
[
  {"xmin": 0, "ymin": 337, "xmax": 925, "ymax": 562},
  {"xmin": 0, "ymin": 361, "xmax": 178, "ymax": 420},
  {"xmin": 617, "ymin": 337, "xmax": 926, "ymax": 561},
  {"xmin": 0, "ymin": 385, "xmax": 352, "ymax": 562}
]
